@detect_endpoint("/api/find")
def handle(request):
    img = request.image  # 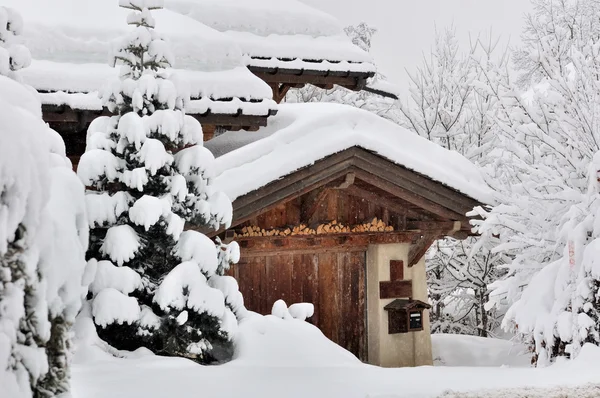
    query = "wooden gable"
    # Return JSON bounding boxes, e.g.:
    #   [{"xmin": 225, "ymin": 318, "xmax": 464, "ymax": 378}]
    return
[{"xmin": 206, "ymin": 147, "xmax": 480, "ymax": 256}]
